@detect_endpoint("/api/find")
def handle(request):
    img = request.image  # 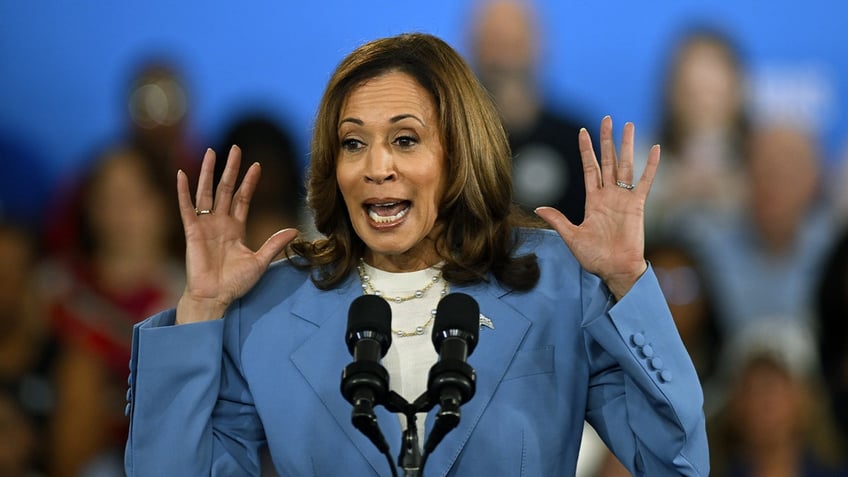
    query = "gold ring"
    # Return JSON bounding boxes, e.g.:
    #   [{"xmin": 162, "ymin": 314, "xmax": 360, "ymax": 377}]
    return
[{"xmin": 195, "ymin": 208, "xmax": 213, "ymax": 216}]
